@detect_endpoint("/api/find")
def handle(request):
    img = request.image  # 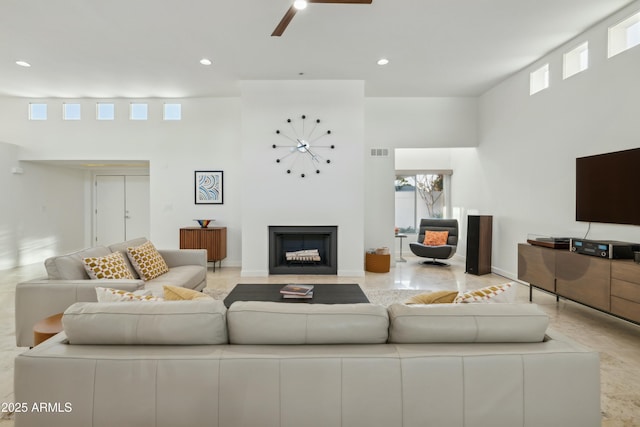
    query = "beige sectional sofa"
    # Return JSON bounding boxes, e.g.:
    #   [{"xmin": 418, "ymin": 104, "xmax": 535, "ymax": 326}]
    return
[
  {"xmin": 14, "ymin": 300, "xmax": 601, "ymax": 427},
  {"xmin": 14, "ymin": 237, "xmax": 207, "ymax": 347}
]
